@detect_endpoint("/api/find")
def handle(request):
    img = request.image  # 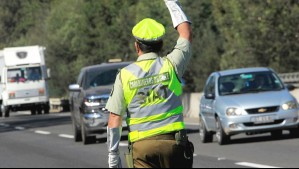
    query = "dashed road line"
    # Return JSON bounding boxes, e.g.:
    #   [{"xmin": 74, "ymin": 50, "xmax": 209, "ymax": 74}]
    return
[
  {"xmin": 218, "ymin": 157, "xmax": 227, "ymax": 161},
  {"xmin": 236, "ymin": 162, "xmax": 281, "ymax": 168},
  {"xmin": 35, "ymin": 130, "xmax": 51, "ymax": 135},
  {"xmin": 15, "ymin": 126, "xmax": 25, "ymax": 130},
  {"xmin": 185, "ymin": 122, "xmax": 199, "ymax": 126},
  {"xmin": 119, "ymin": 142, "xmax": 128, "ymax": 147},
  {"xmin": 59, "ymin": 134, "xmax": 74, "ymax": 139},
  {"xmin": 0, "ymin": 123, "xmax": 10, "ymax": 127}
]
